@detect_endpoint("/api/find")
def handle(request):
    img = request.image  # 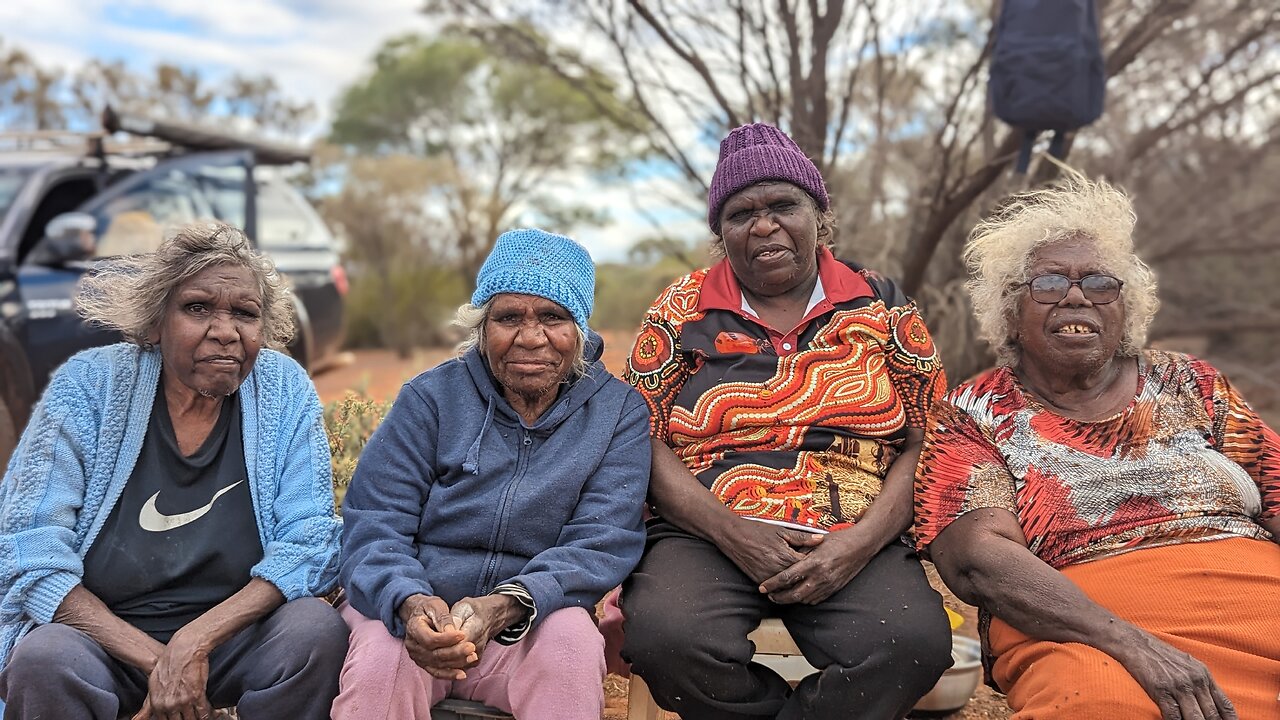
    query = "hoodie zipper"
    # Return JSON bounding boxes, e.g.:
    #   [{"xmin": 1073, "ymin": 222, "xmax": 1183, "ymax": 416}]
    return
[{"xmin": 478, "ymin": 428, "xmax": 534, "ymax": 593}]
